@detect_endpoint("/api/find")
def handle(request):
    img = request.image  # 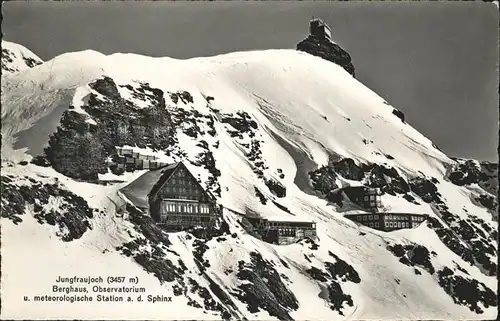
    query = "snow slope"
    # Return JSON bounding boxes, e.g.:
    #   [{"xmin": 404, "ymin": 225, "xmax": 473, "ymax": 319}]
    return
[
  {"xmin": 1, "ymin": 43, "xmax": 497, "ymax": 320},
  {"xmin": 1, "ymin": 40, "xmax": 43, "ymax": 74}
]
